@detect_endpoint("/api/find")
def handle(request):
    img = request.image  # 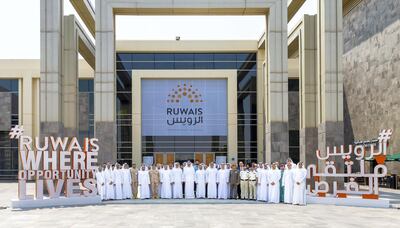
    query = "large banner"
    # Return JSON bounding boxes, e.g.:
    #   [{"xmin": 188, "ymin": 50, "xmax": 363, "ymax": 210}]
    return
[{"xmin": 142, "ymin": 79, "xmax": 227, "ymax": 136}]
